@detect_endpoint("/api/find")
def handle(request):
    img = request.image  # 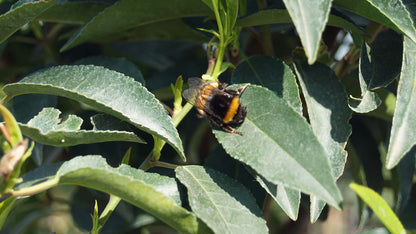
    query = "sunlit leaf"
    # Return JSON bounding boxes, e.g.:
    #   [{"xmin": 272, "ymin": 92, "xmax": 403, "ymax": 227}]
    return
[
  {"xmin": 232, "ymin": 55, "xmax": 302, "ymax": 114},
  {"xmin": 232, "ymin": 56, "xmax": 301, "ymax": 219},
  {"xmin": 282, "ymin": 0, "xmax": 332, "ymax": 64},
  {"xmin": 19, "ymin": 108, "xmax": 145, "ymax": 146},
  {"xmin": 176, "ymin": 165, "xmax": 268, "ymax": 234},
  {"xmin": 16, "ymin": 155, "xmax": 201, "ymax": 233},
  {"xmin": 2, "ymin": 65, "xmax": 184, "ymax": 160},
  {"xmin": 0, "ymin": 0, "xmax": 57, "ymax": 44},
  {"xmin": 213, "ymin": 85, "xmax": 342, "ymax": 208},
  {"xmin": 386, "ymin": 37, "xmax": 416, "ymax": 169},
  {"xmin": 333, "ymin": 0, "xmax": 416, "ymax": 45},
  {"xmin": 294, "ymin": 61, "xmax": 351, "ymax": 222},
  {"xmin": 61, "ymin": 0, "xmax": 211, "ymax": 51}
]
